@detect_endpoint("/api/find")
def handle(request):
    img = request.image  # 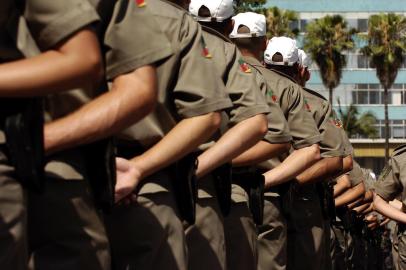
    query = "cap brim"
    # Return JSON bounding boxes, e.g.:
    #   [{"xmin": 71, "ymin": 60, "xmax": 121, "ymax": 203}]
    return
[
  {"xmin": 230, "ymin": 32, "xmax": 265, "ymax": 38},
  {"xmin": 195, "ymin": 16, "xmax": 231, "ymax": 22}
]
